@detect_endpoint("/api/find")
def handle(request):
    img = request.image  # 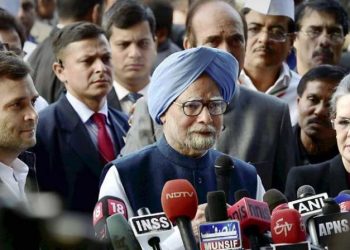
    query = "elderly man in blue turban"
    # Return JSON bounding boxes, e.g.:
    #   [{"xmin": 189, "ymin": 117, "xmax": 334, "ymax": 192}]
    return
[{"xmin": 98, "ymin": 47, "xmax": 265, "ymax": 227}]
